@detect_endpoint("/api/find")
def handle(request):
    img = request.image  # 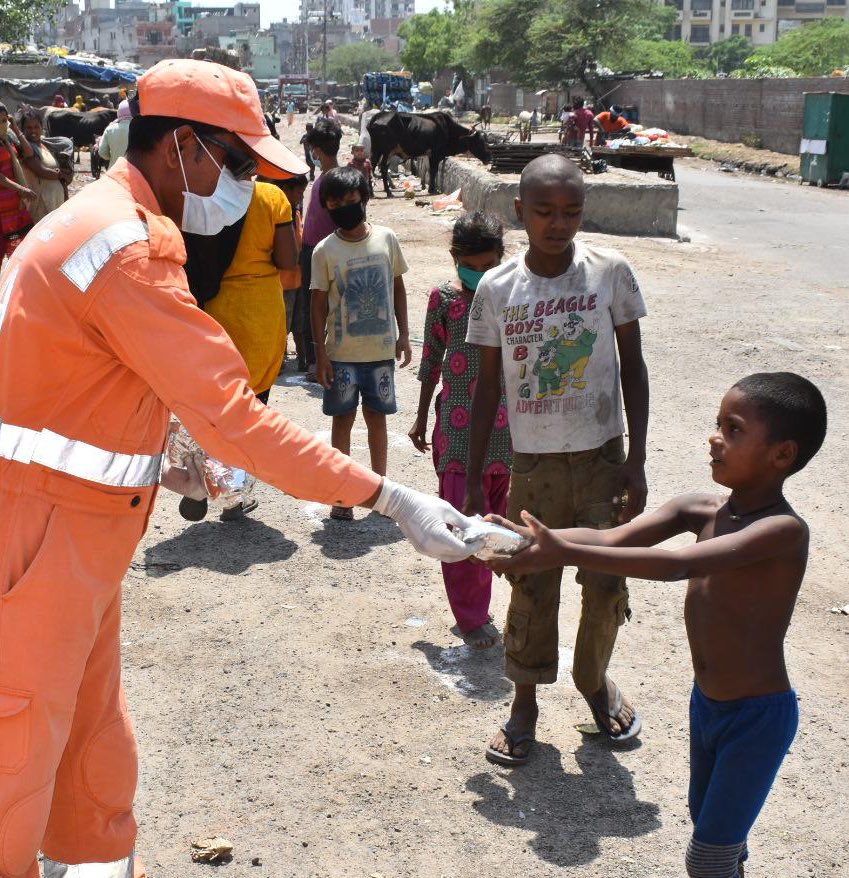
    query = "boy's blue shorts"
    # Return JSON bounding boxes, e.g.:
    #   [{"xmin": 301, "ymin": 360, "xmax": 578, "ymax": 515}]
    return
[
  {"xmin": 322, "ymin": 359, "xmax": 397, "ymax": 416},
  {"xmin": 685, "ymin": 682, "xmax": 798, "ymax": 877}
]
